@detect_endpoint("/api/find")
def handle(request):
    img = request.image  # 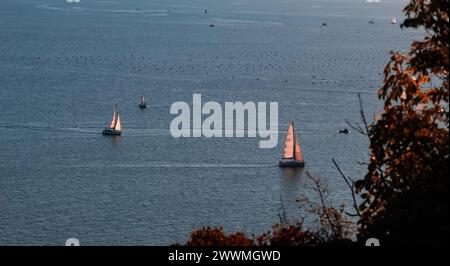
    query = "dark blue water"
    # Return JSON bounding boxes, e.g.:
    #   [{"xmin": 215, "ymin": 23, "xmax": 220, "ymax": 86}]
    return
[{"xmin": 0, "ymin": 0, "xmax": 418, "ymax": 245}]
